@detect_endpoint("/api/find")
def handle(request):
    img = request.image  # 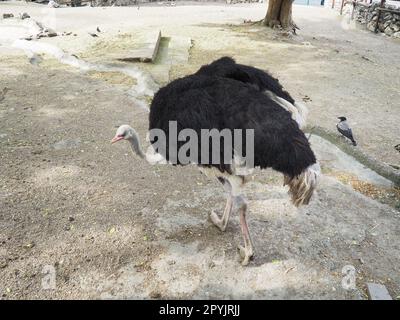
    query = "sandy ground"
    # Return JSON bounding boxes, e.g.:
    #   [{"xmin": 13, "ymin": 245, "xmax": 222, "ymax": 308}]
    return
[{"xmin": 0, "ymin": 2, "xmax": 399, "ymax": 299}]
